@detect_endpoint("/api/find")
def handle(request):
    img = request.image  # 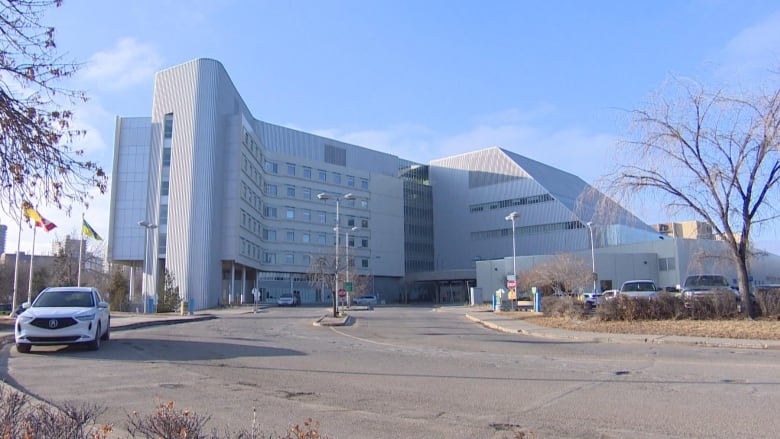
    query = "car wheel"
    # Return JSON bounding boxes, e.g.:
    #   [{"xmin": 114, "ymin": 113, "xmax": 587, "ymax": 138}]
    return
[
  {"xmin": 101, "ymin": 320, "xmax": 111, "ymax": 341},
  {"xmin": 16, "ymin": 343, "xmax": 31, "ymax": 354},
  {"xmin": 87, "ymin": 324, "xmax": 102, "ymax": 351}
]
